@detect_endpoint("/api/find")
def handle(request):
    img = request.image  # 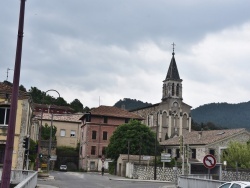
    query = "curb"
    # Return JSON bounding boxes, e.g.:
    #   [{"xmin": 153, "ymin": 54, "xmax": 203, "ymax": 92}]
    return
[{"xmin": 109, "ymin": 177, "xmax": 171, "ymax": 183}]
